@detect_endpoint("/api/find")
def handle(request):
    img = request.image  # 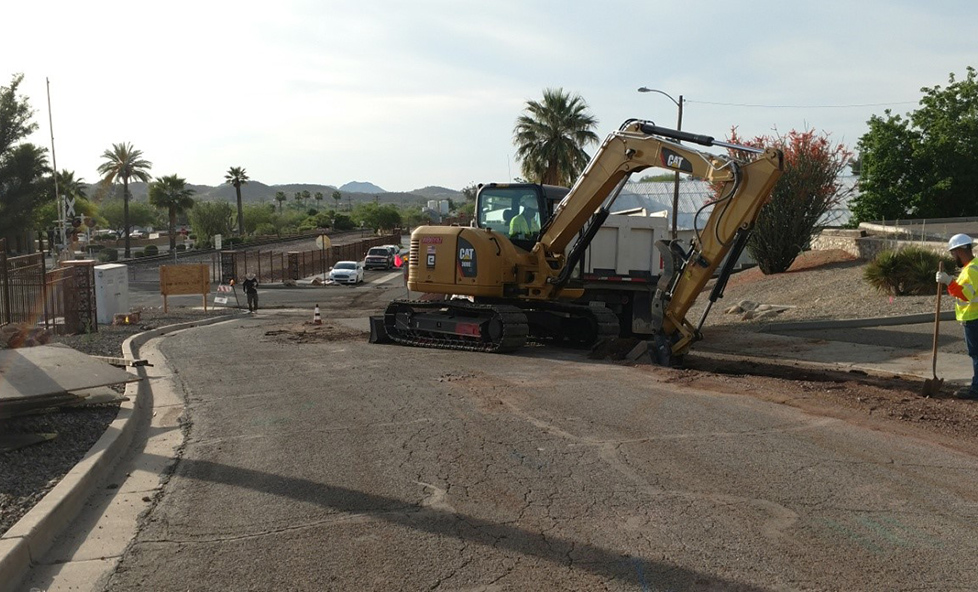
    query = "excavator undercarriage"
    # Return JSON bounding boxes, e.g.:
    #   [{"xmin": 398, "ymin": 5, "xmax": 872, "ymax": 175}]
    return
[{"xmin": 383, "ymin": 299, "xmax": 619, "ymax": 352}]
